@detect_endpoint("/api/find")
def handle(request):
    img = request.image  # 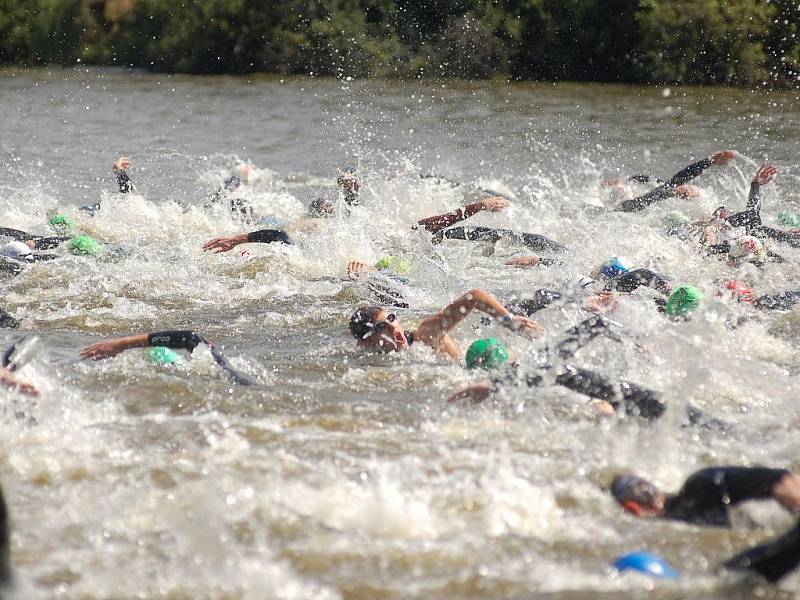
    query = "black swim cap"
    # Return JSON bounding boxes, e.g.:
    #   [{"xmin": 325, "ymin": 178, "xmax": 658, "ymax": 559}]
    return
[
  {"xmin": 349, "ymin": 306, "xmax": 382, "ymax": 340},
  {"xmin": 611, "ymin": 474, "xmax": 659, "ymax": 506}
]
